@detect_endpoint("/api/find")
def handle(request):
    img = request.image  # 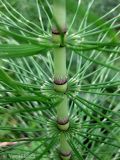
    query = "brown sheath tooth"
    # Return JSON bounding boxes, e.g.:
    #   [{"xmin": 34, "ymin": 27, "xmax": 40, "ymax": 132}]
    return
[
  {"xmin": 52, "ymin": 27, "xmax": 67, "ymax": 35},
  {"xmin": 57, "ymin": 118, "xmax": 69, "ymax": 125},
  {"xmin": 60, "ymin": 151, "xmax": 71, "ymax": 157},
  {"xmin": 54, "ymin": 79, "xmax": 67, "ymax": 85}
]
